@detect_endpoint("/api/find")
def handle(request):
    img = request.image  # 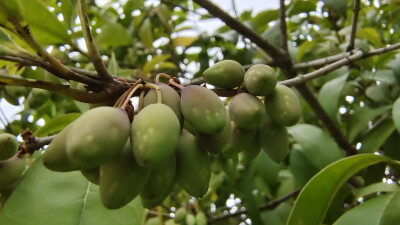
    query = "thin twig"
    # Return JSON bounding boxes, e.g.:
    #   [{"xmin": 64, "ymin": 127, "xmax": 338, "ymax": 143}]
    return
[
  {"xmin": 293, "ymin": 50, "xmax": 357, "ymax": 70},
  {"xmin": 192, "ymin": 0, "xmax": 287, "ymax": 61},
  {"xmin": 209, "ymin": 189, "xmax": 301, "ymax": 223},
  {"xmin": 346, "ymin": 0, "xmax": 361, "ymax": 52},
  {"xmin": 77, "ymin": 0, "xmax": 114, "ymax": 81},
  {"xmin": 279, "ymin": 0, "xmax": 288, "ymax": 52},
  {"xmin": 0, "ymin": 75, "xmax": 111, "ymax": 103}
]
